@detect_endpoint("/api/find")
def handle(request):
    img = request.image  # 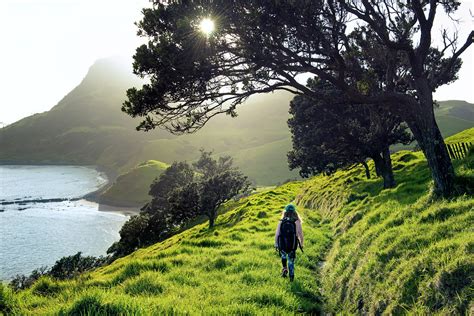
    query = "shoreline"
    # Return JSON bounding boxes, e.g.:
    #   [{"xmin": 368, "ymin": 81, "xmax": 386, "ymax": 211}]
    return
[{"xmin": 0, "ymin": 163, "xmax": 141, "ymax": 215}]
